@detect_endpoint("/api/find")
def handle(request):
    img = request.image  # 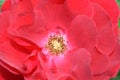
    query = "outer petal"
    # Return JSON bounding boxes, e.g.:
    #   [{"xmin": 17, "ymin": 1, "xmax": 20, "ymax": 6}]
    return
[
  {"xmin": 92, "ymin": 3, "xmax": 116, "ymax": 55},
  {"xmin": 7, "ymin": 0, "xmax": 47, "ymax": 47},
  {"xmin": 66, "ymin": 0, "xmax": 93, "ymax": 17},
  {"xmin": 68, "ymin": 15, "xmax": 97, "ymax": 49},
  {"xmin": 0, "ymin": 40, "xmax": 28, "ymax": 74},
  {"xmin": 1, "ymin": 0, "xmax": 11, "ymax": 11},
  {"xmin": 0, "ymin": 65, "xmax": 24, "ymax": 80},
  {"xmin": 90, "ymin": 0, "xmax": 119, "ymax": 26},
  {"xmin": 93, "ymin": 75, "xmax": 110, "ymax": 80},
  {"xmin": 0, "ymin": 11, "xmax": 9, "ymax": 44},
  {"xmin": 93, "ymin": 64, "xmax": 120, "ymax": 80}
]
